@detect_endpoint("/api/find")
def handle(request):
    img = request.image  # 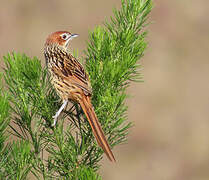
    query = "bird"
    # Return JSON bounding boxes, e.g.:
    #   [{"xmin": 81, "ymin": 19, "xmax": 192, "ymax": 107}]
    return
[{"xmin": 44, "ymin": 31, "xmax": 115, "ymax": 162}]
